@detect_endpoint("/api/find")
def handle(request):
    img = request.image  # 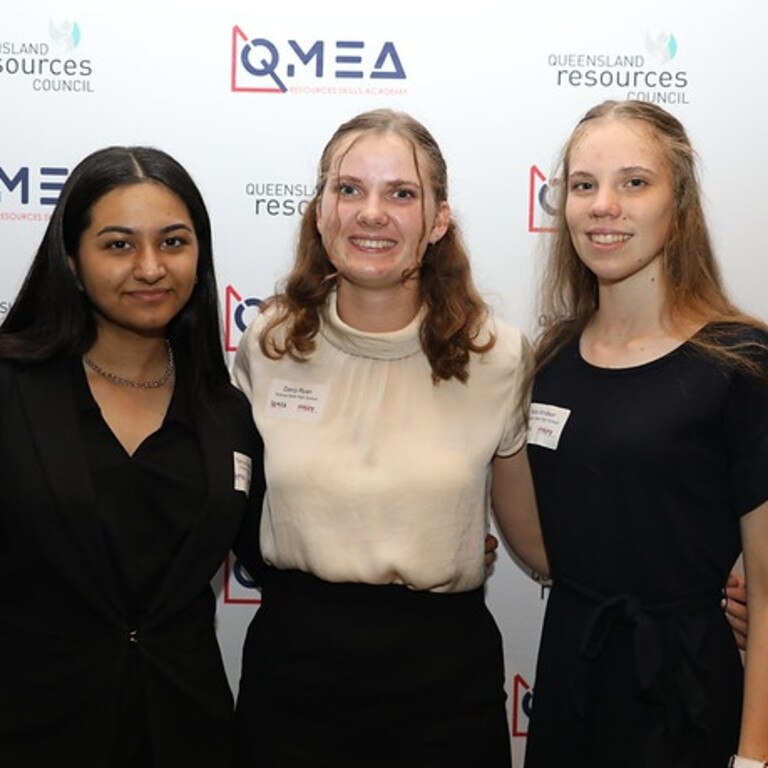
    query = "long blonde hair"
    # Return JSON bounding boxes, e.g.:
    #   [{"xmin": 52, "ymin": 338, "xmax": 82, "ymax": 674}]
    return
[{"xmin": 535, "ymin": 99, "xmax": 766, "ymax": 376}]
